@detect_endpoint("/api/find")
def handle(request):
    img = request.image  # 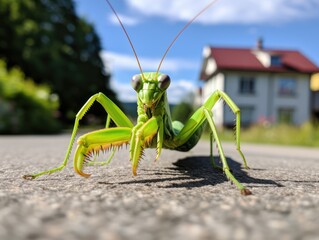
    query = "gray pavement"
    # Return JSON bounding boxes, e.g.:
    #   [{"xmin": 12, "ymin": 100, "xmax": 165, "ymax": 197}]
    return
[{"xmin": 0, "ymin": 134, "xmax": 319, "ymax": 240}]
